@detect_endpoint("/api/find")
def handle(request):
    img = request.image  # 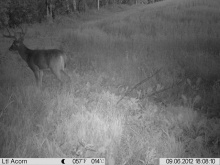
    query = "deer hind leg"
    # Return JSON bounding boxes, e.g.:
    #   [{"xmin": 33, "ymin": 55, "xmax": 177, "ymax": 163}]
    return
[
  {"xmin": 51, "ymin": 66, "xmax": 63, "ymax": 83},
  {"xmin": 33, "ymin": 70, "xmax": 43, "ymax": 88},
  {"xmin": 39, "ymin": 70, "xmax": 43, "ymax": 87},
  {"xmin": 30, "ymin": 65, "xmax": 42, "ymax": 87},
  {"xmin": 50, "ymin": 56, "xmax": 67, "ymax": 83},
  {"xmin": 61, "ymin": 70, "xmax": 71, "ymax": 82},
  {"xmin": 61, "ymin": 55, "xmax": 71, "ymax": 82}
]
